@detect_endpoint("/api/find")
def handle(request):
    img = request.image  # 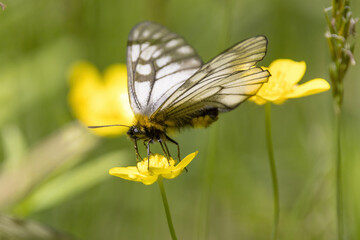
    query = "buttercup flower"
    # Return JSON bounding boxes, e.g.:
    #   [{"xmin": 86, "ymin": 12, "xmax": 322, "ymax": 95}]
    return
[
  {"xmin": 109, "ymin": 152, "xmax": 198, "ymax": 185},
  {"xmin": 68, "ymin": 62, "xmax": 134, "ymax": 136},
  {"xmin": 250, "ymin": 59, "xmax": 330, "ymax": 105}
]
